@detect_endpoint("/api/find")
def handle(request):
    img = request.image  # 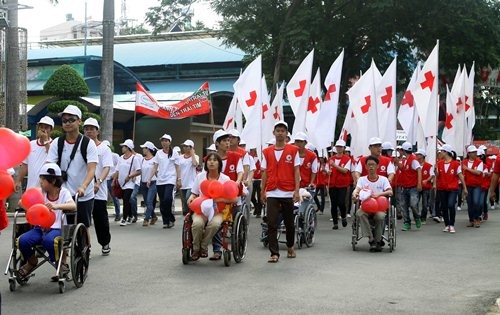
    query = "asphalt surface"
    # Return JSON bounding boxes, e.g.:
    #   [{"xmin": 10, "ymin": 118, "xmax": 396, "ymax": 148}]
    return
[{"xmin": 1, "ymin": 202, "xmax": 499, "ymax": 315}]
